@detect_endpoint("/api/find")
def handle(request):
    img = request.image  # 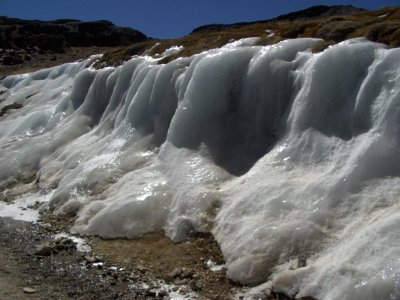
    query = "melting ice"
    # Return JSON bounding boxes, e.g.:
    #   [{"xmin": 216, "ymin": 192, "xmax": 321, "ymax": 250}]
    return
[{"xmin": 1, "ymin": 38, "xmax": 400, "ymax": 300}]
